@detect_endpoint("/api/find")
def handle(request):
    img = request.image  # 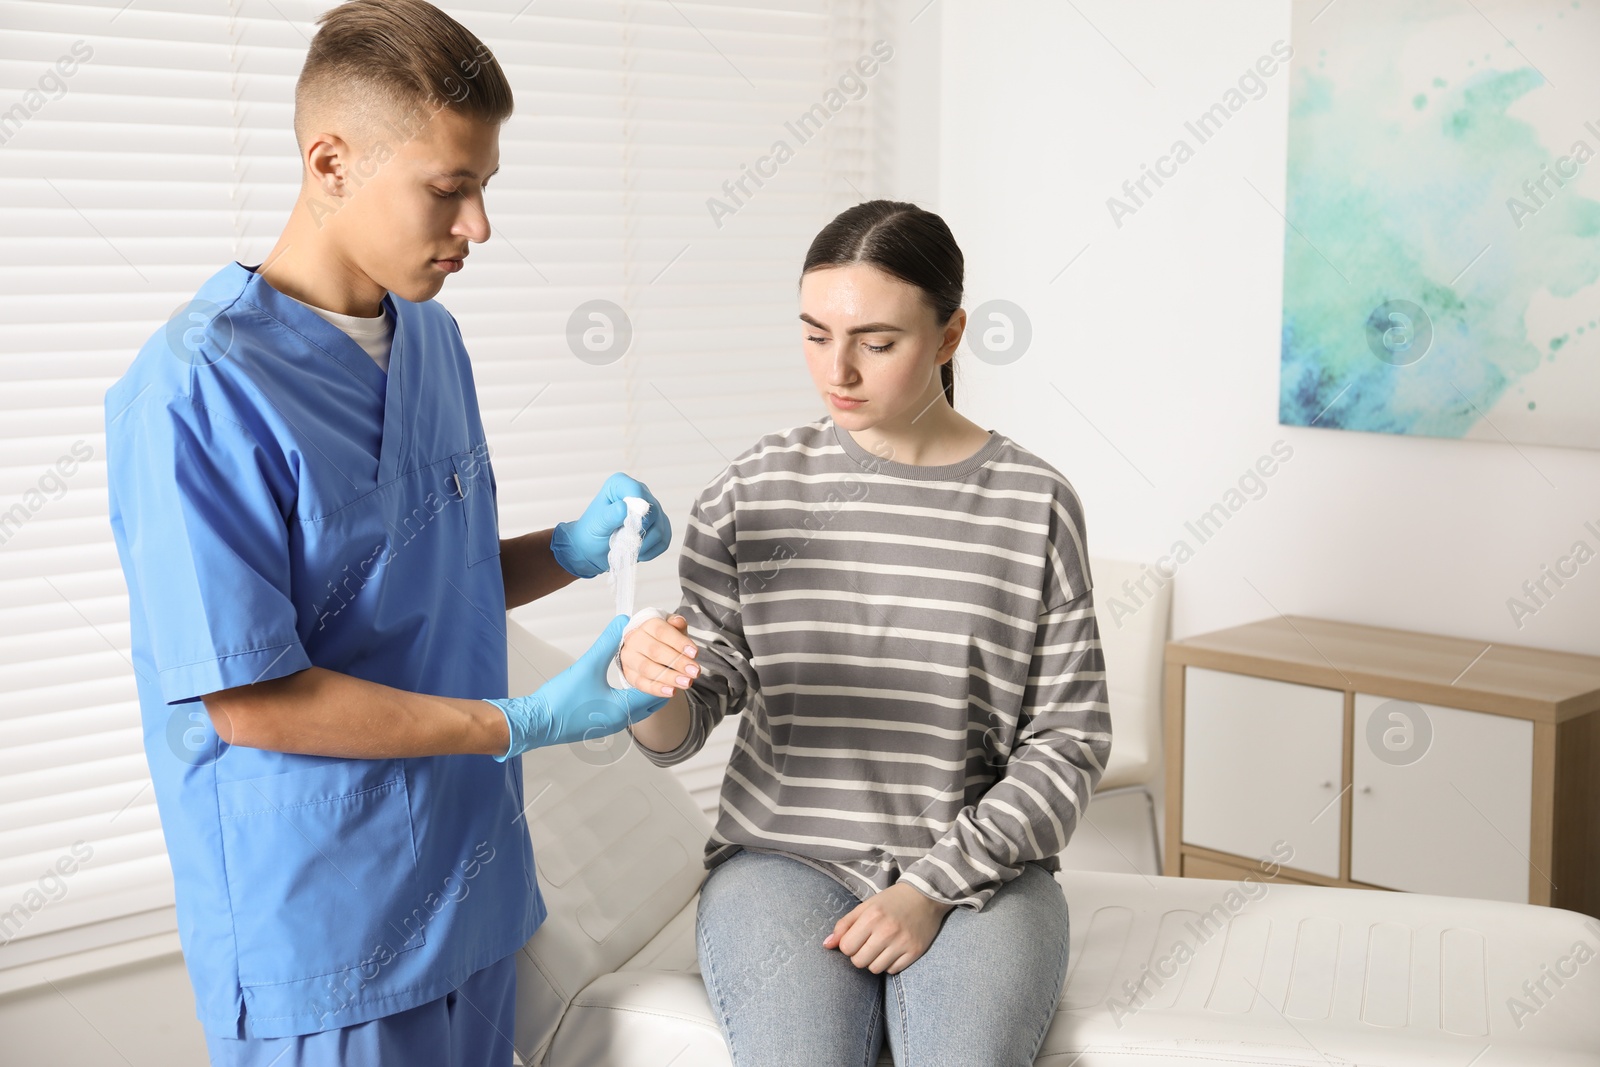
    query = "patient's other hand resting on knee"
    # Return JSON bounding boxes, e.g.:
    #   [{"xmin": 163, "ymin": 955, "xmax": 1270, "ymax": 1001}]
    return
[
  {"xmin": 824, "ymin": 883, "xmax": 955, "ymax": 974},
  {"xmin": 618, "ymin": 613, "xmax": 701, "ymax": 698}
]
